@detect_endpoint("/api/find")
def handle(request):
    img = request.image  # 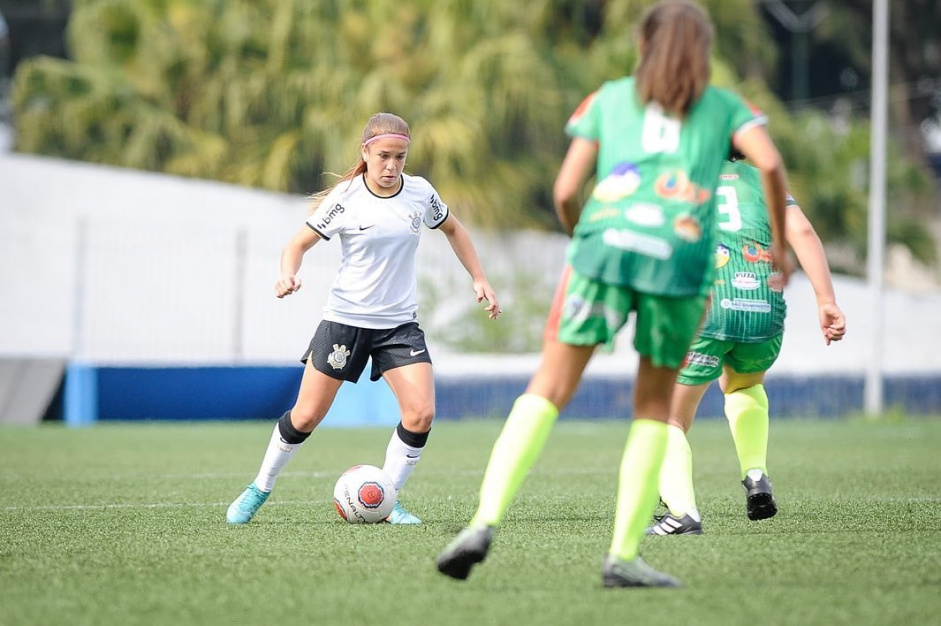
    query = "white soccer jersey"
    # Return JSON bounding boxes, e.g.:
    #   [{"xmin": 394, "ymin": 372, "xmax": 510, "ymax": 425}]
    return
[{"xmin": 306, "ymin": 173, "xmax": 449, "ymax": 329}]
